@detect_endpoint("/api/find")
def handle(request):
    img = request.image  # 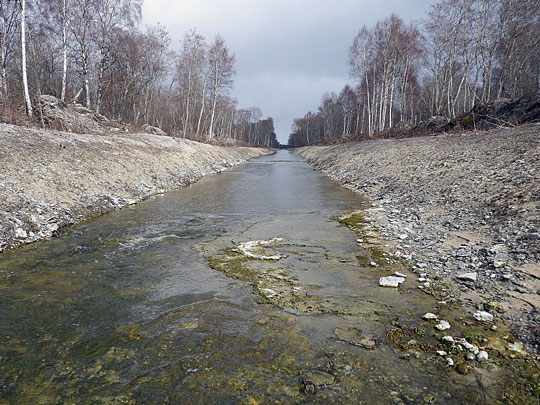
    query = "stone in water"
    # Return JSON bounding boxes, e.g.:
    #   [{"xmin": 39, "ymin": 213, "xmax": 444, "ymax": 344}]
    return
[
  {"xmin": 435, "ymin": 320, "xmax": 451, "ymax": 331},
  {"xmin": 473, "ymin": 311, "xmax": 494, "ymax": 322},
  {"xmin": 379, "ymin": 276, "xmax": 405, "ymax": 287}
]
